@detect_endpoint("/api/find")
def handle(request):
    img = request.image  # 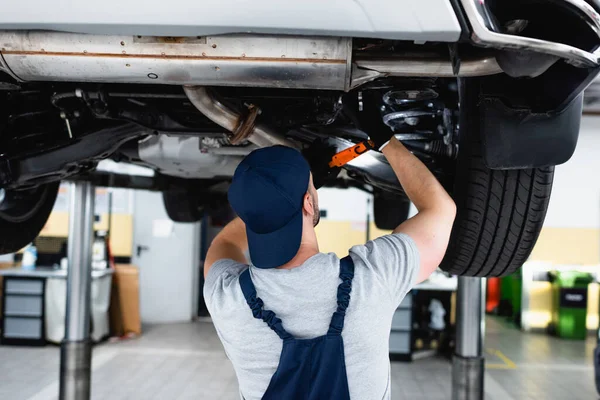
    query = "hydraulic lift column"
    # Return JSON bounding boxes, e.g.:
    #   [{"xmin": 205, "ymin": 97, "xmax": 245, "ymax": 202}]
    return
[
  {"xmin": 452, "ymin": 276, "xmax": 485, "ymax": 400},
  {"xmin": 59, "ymin": 181, "xmax": 95, "ymax": 400}
]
